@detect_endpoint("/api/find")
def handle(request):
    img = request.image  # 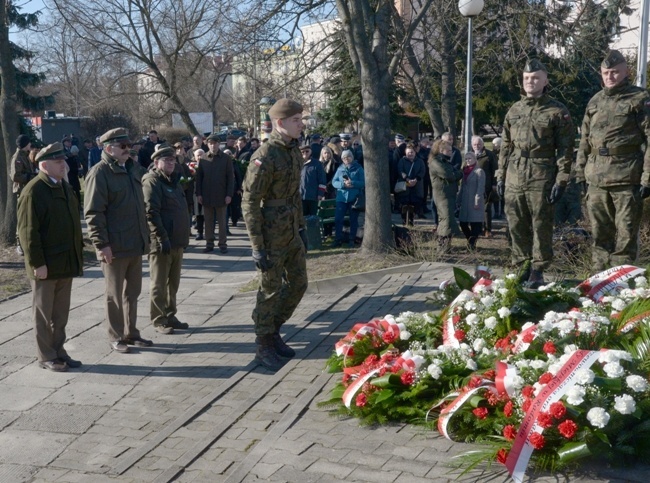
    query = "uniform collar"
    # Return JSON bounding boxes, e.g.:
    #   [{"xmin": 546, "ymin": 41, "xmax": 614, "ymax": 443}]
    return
[
  {"xmin": 521, "ymin": 93, "xmax": 548, "ymax": 106},
  {"xmin": 269, "ymin": 130, "xmax": 298, "ymax": 149},
  {"xmin": 603, "ymin": 78, "xmax": 631, "ymax": 97}
]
